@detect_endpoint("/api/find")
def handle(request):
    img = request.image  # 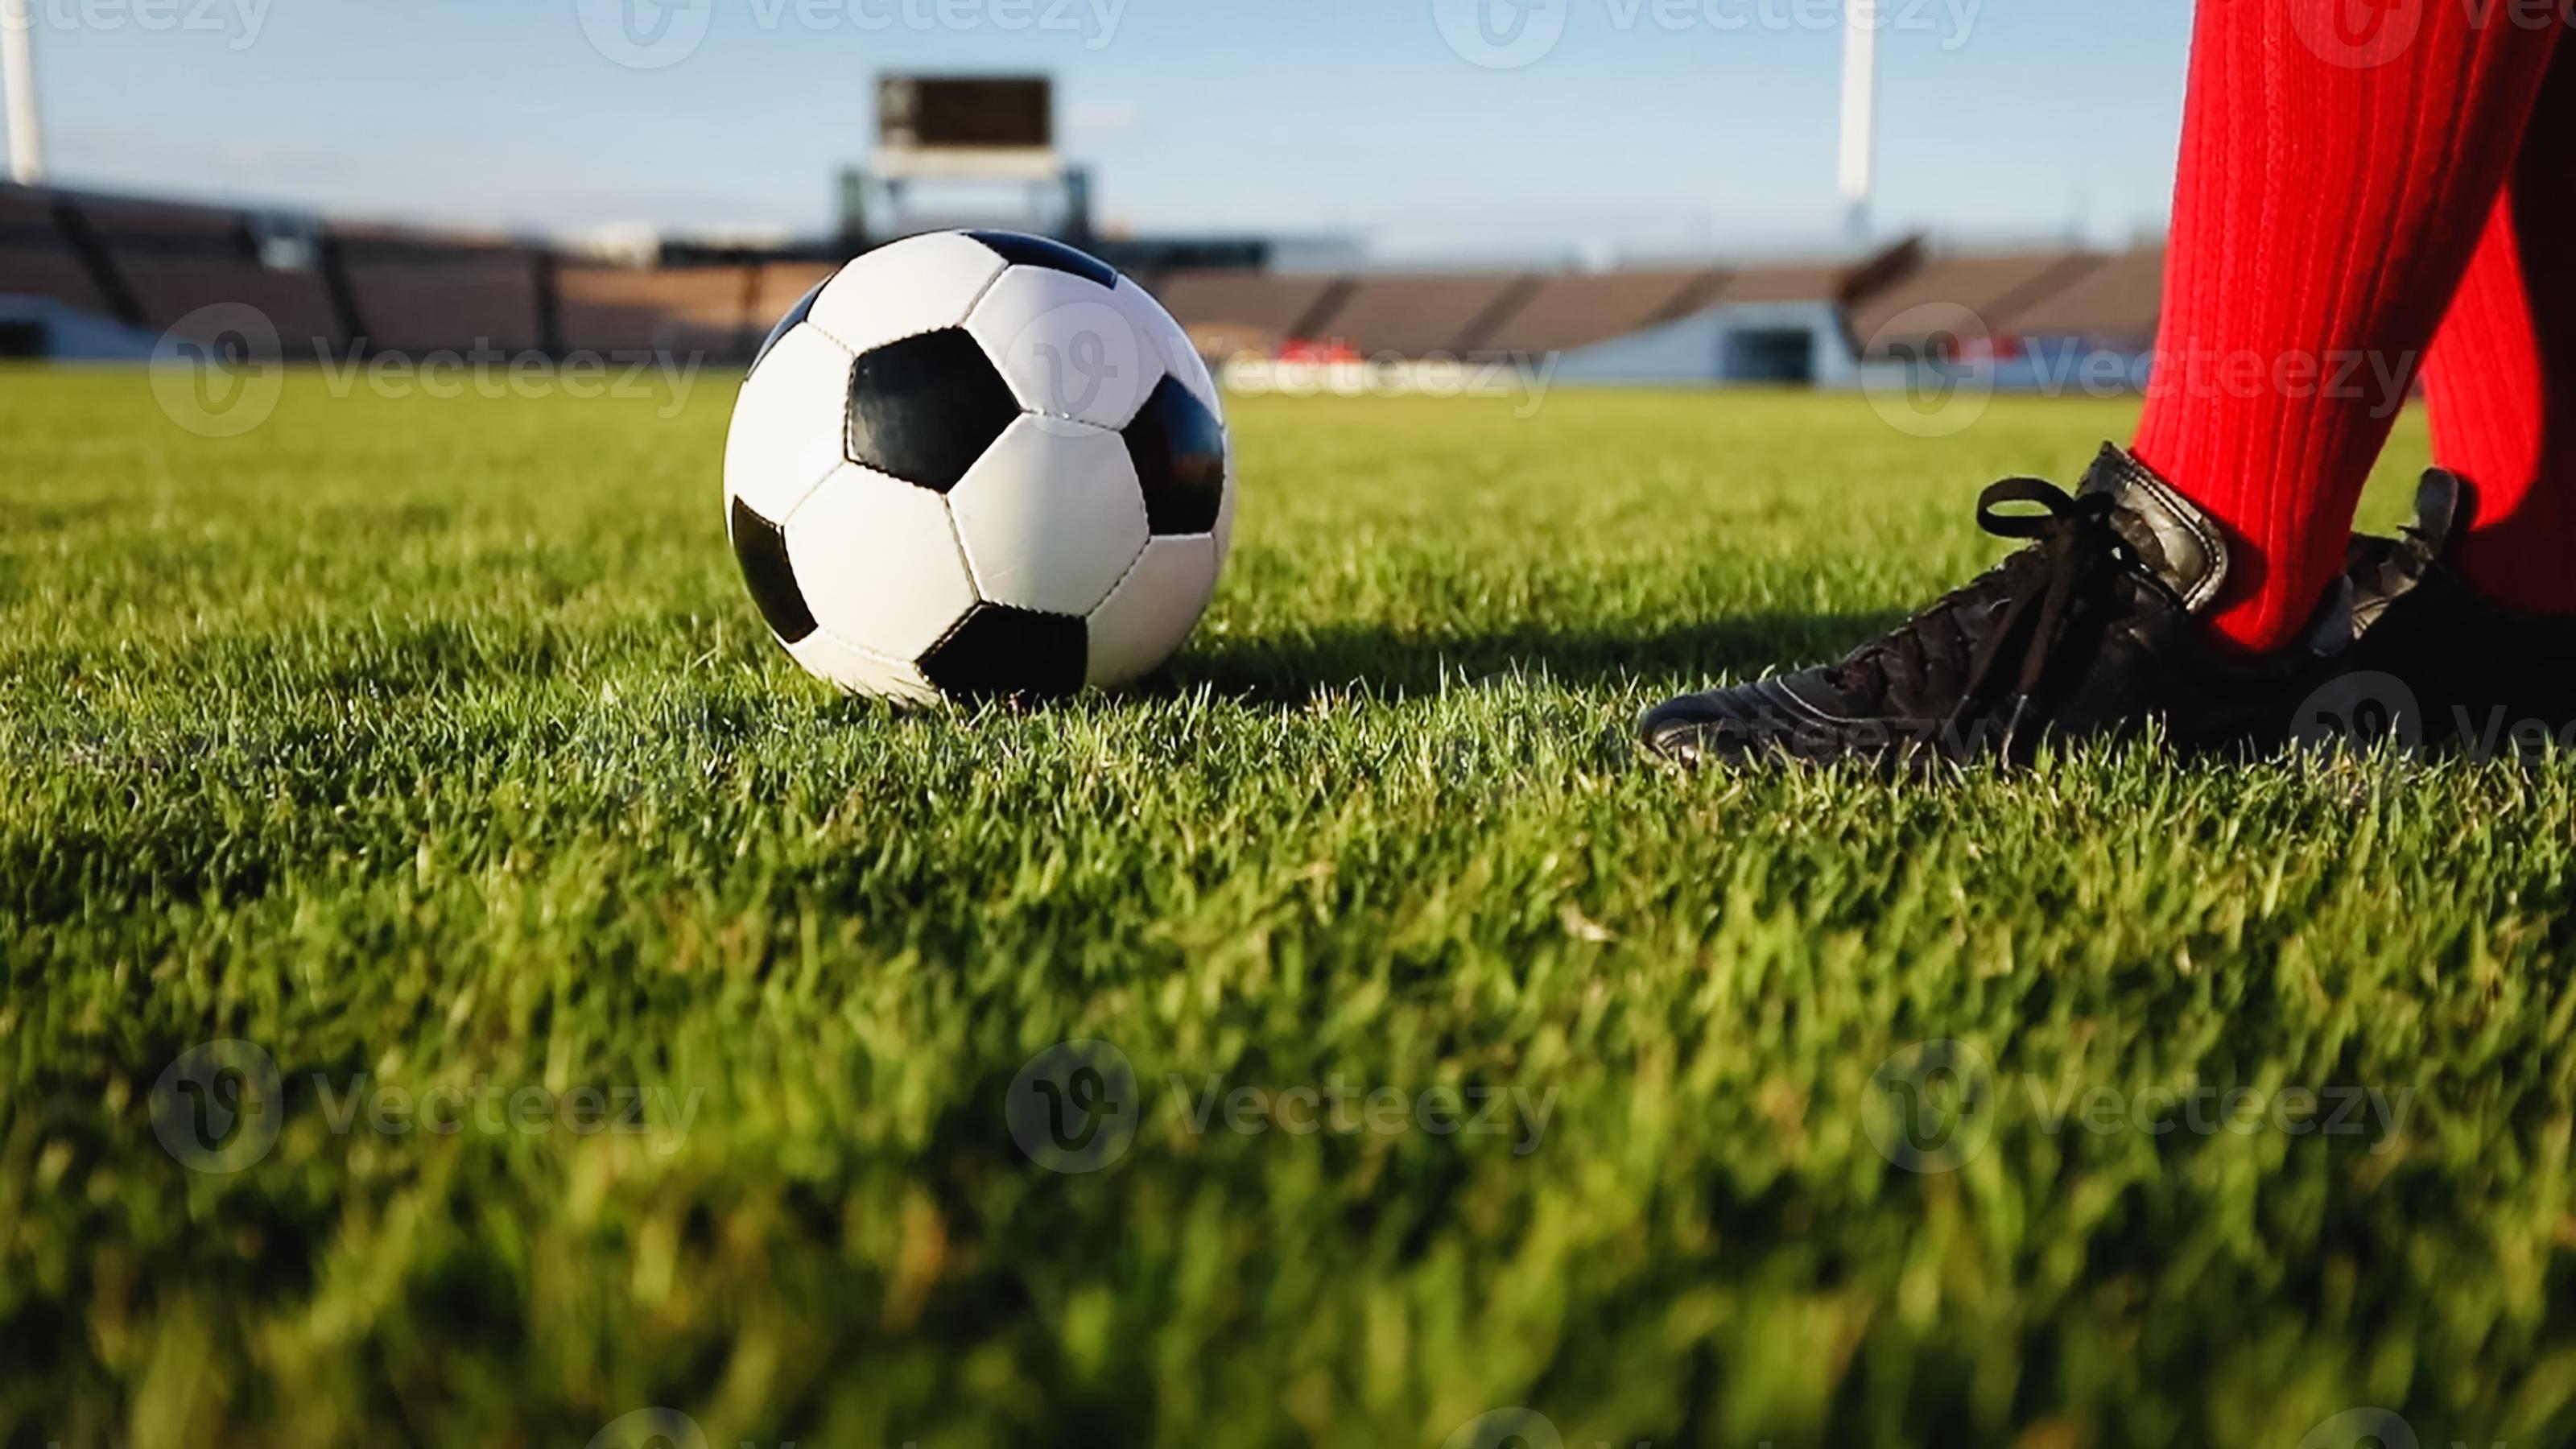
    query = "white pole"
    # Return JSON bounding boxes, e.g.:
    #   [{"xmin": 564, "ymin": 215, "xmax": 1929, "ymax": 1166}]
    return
[
  {"xmin": 1, "ymin": 0, "xmax": 43, "ymax": 184},
  {"xmin": 1839, "ymin": 0, "xmax": 1879, "ymax": 240}
]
